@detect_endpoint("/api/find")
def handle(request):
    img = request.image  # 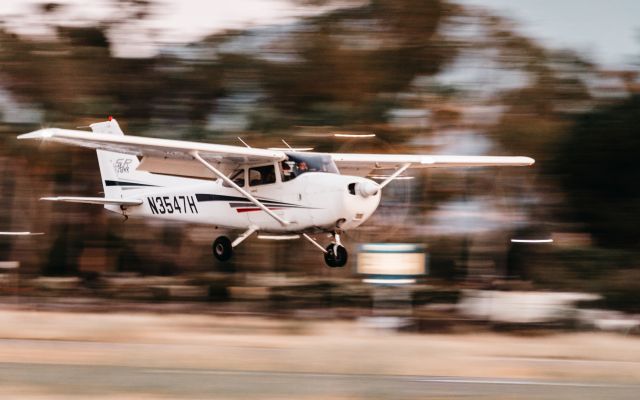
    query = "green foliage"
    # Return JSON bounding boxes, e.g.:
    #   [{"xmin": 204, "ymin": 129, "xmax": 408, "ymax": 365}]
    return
[
  {"xmin": 259, "ymin": 0, "xmax": 454, "ymax": 127},
  {"xmin": 0, "ymin": 0, "xmax": 454, "ymax": 133}
]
